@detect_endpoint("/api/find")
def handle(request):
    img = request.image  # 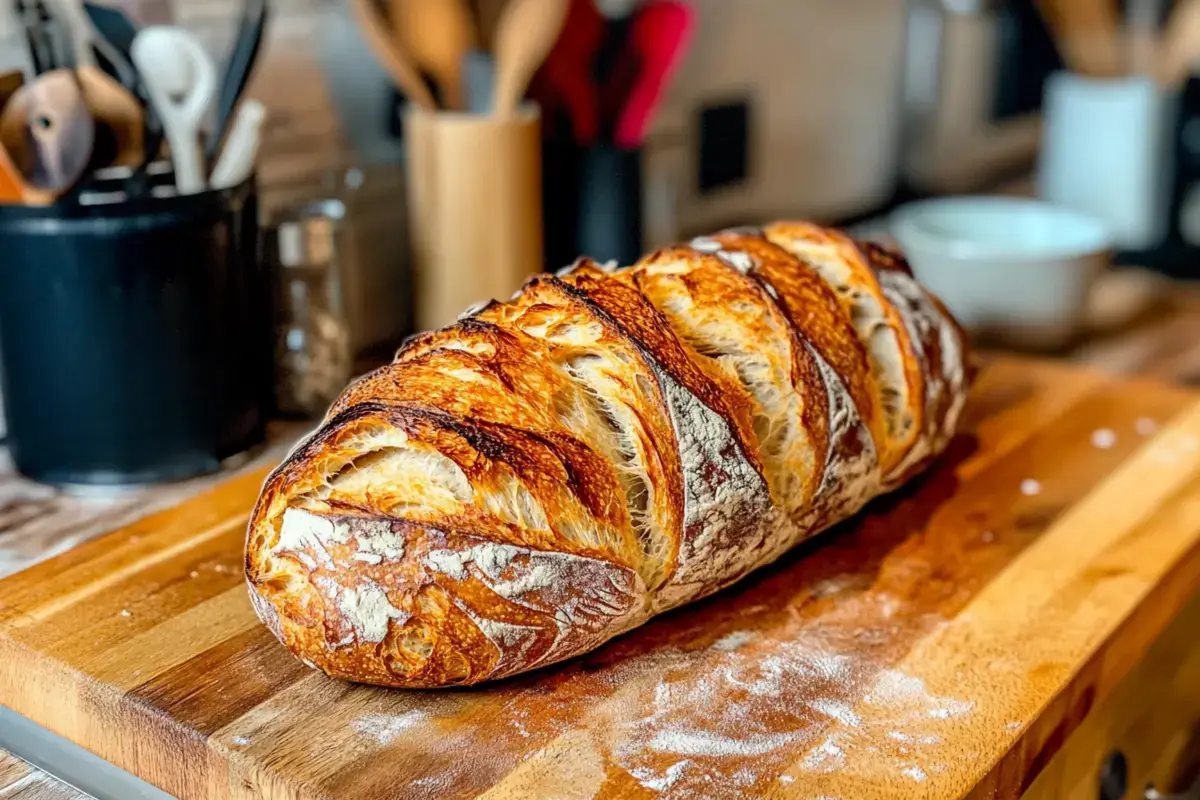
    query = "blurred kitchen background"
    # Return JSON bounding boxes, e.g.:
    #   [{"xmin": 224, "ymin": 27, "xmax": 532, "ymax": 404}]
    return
[
  {"xmin": 0, "ymin": 0, "xmax": 1097, "ymax": 357},
  {"xmin": 3, "ymin": 0, "xmax": 1200, "ymax": 496}
]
